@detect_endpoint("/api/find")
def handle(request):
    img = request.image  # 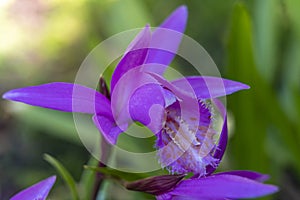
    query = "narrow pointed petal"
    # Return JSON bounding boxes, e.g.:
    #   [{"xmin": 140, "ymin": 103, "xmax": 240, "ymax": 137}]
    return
[
  {"xmin": 158, "ymin": 5, "xmax": 187, "ymax": 34},
  {"xmin": 3, "ymin": 83, "xmax": 112, "ymax": 116},
  {"xmin": 146, "ymin": 6, "xmax": 188, "ymax": 74},
  {"xmin": 216, "ymin": 171, "xmax": 270, "ymax": 182},
  {"xmin": 171, "ymin": 76, "xmax": 250, "ymax": 99},
  {"xmin": 170, "ymin": 174, "xmax": 278, "ymax": 199},
  {"xmin": 10, "ymin": 176, "xmax": 56, "ymax": 200},
  {"xmin": 111, "ymin": 26, "xmax": 151, "ymax": 92},
  {"xmin": 92, "ymin": 114, "xmax": 125, "ymax": 145}
]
